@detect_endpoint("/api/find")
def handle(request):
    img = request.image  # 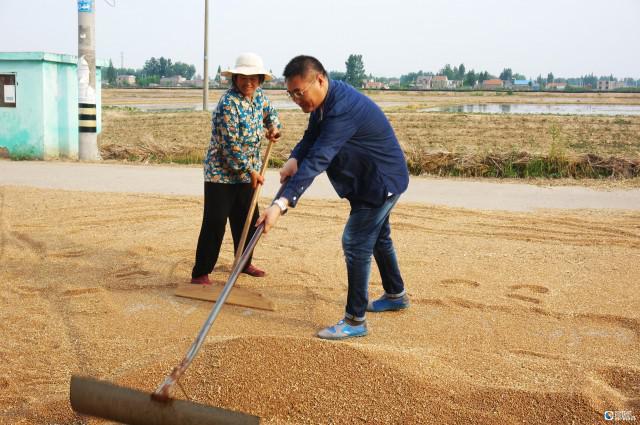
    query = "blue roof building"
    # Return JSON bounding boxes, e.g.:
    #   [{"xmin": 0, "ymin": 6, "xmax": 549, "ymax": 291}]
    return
[{"xmin": 512, "ymin": 79, "xmax": 533, "ymax": 91}]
